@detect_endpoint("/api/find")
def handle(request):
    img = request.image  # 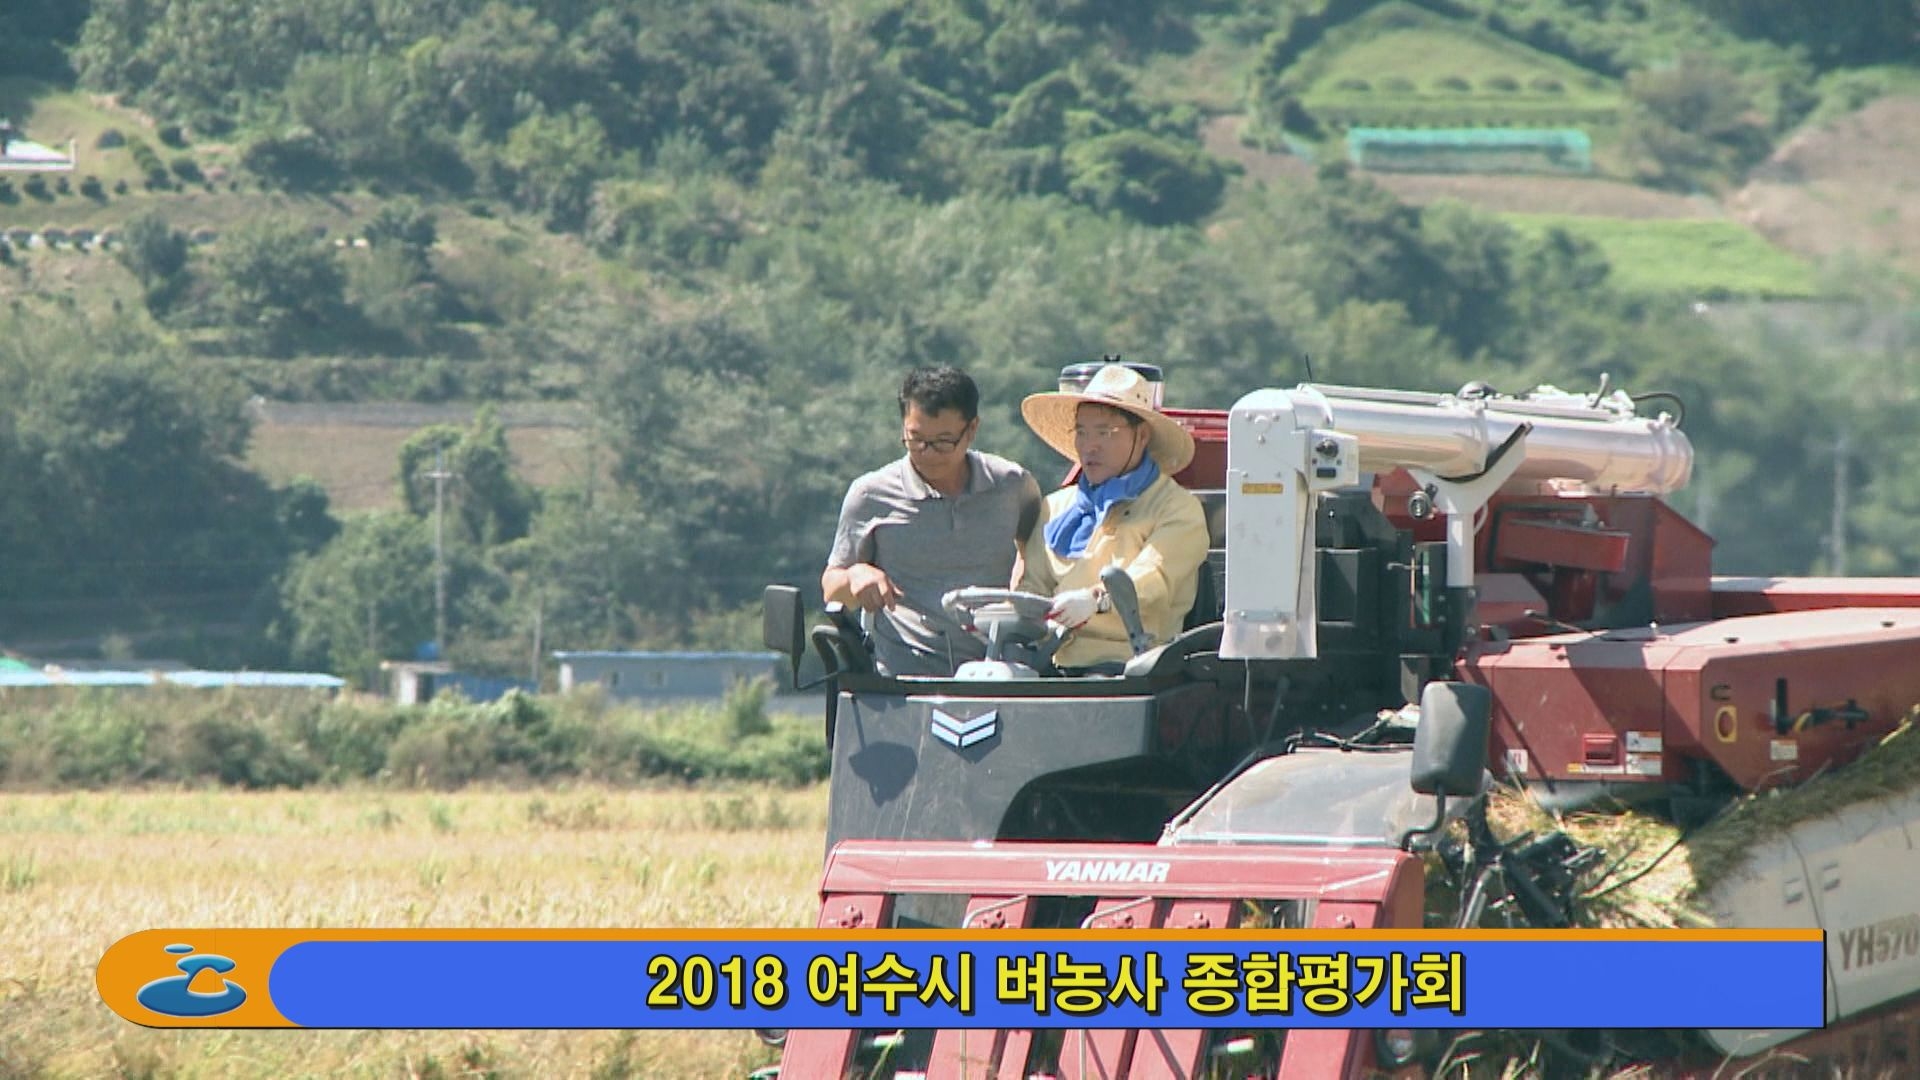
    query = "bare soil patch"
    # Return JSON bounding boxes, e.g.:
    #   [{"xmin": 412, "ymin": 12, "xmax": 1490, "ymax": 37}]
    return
[
  {"xmin": 1730, "ymin": 95, "xmax": 1920, "ymax": 275},
  {"xmin": 246, "ymin": 402, "xmax": 600, "ymax": 512}
]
